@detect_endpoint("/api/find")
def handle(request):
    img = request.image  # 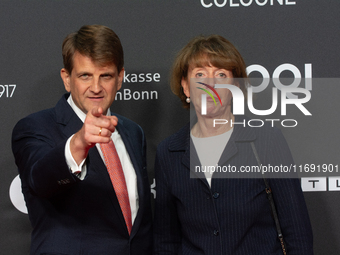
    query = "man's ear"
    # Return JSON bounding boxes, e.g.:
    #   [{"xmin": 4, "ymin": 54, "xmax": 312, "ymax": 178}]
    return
[
  {"xmin": 61, "ymin": 68, "xmax": 71, "ymax": 92},
  {"xmin": 117, "ymin": 67, "xmax": 124, "ymax": 91},
  {"xmin": 181, "ymin": 77, "xmax": 190, "ymax": 97}
]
